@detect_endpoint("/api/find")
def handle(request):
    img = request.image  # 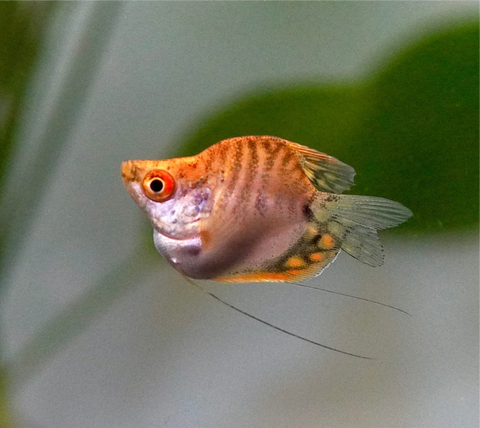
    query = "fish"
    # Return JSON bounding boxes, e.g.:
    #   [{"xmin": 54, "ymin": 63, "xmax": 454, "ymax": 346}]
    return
[{"xmin": 121, "ymin": 135, "xmax": 412, "ymax": 283}]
